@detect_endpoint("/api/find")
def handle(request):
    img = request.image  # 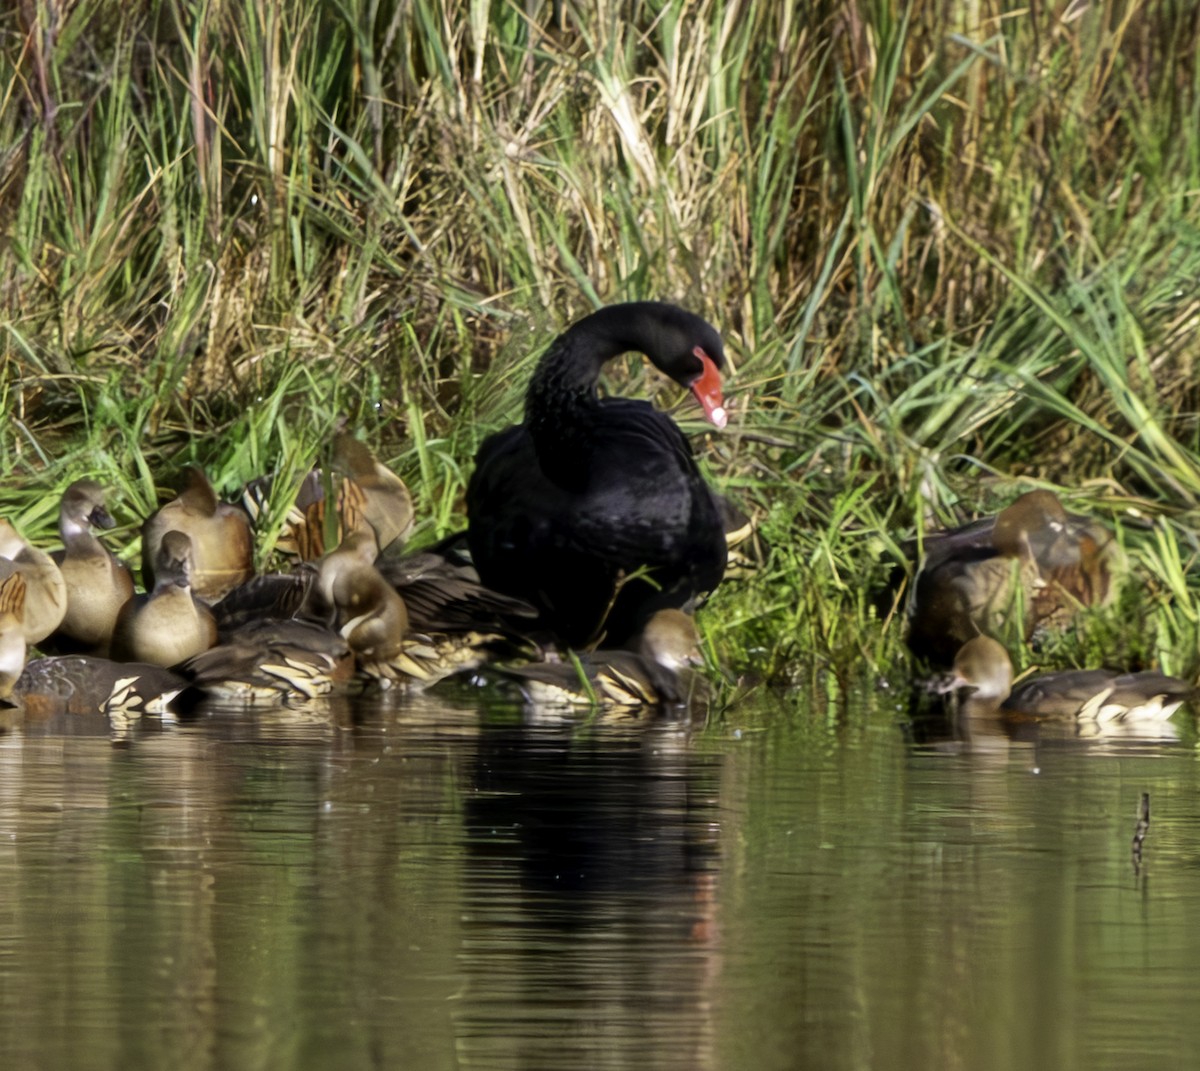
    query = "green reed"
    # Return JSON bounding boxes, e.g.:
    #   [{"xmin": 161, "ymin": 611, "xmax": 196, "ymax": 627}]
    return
[{"xmin": 3, "ymin": 1, "xmax": 1200, "ymax": 678}]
